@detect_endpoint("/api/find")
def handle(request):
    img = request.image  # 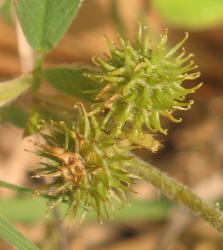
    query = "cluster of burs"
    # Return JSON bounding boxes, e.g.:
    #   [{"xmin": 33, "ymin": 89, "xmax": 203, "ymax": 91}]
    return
[{"xmin": 34, "ymin": 23, "xmax": 201, "ymax": 223}]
